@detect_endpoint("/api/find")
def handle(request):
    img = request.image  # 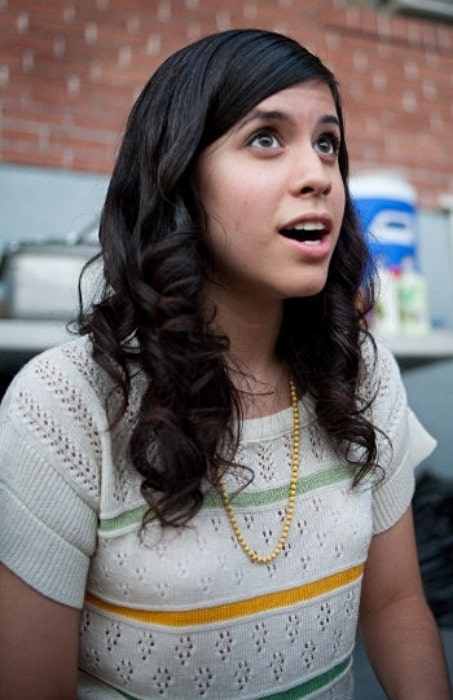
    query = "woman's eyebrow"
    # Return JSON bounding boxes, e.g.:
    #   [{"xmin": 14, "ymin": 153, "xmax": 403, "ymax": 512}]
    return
[
  {"xmin": 236, "ymin": 110, "xmax": 340, "ymax": 130},
  {"xmin": 236, "ymin": 109, "xmax": 291, "ymax": 130},
  {"xmin": 319, "ymin": 115, "xmax": 341, "ymax": 128}
]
